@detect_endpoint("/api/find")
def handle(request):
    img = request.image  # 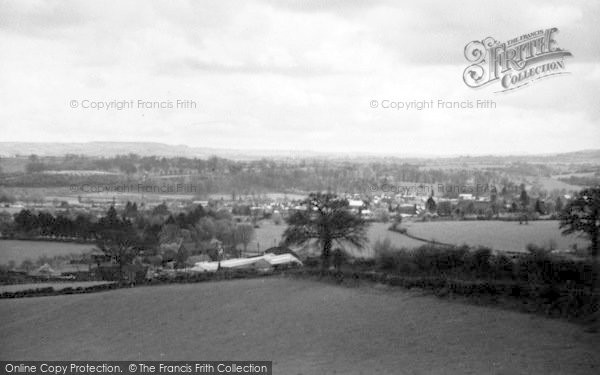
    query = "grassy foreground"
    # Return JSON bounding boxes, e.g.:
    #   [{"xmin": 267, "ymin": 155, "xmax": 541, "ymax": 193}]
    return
[{"xmin": 1, "ymin": 278, "xmax": 598, "ymax": 374}]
